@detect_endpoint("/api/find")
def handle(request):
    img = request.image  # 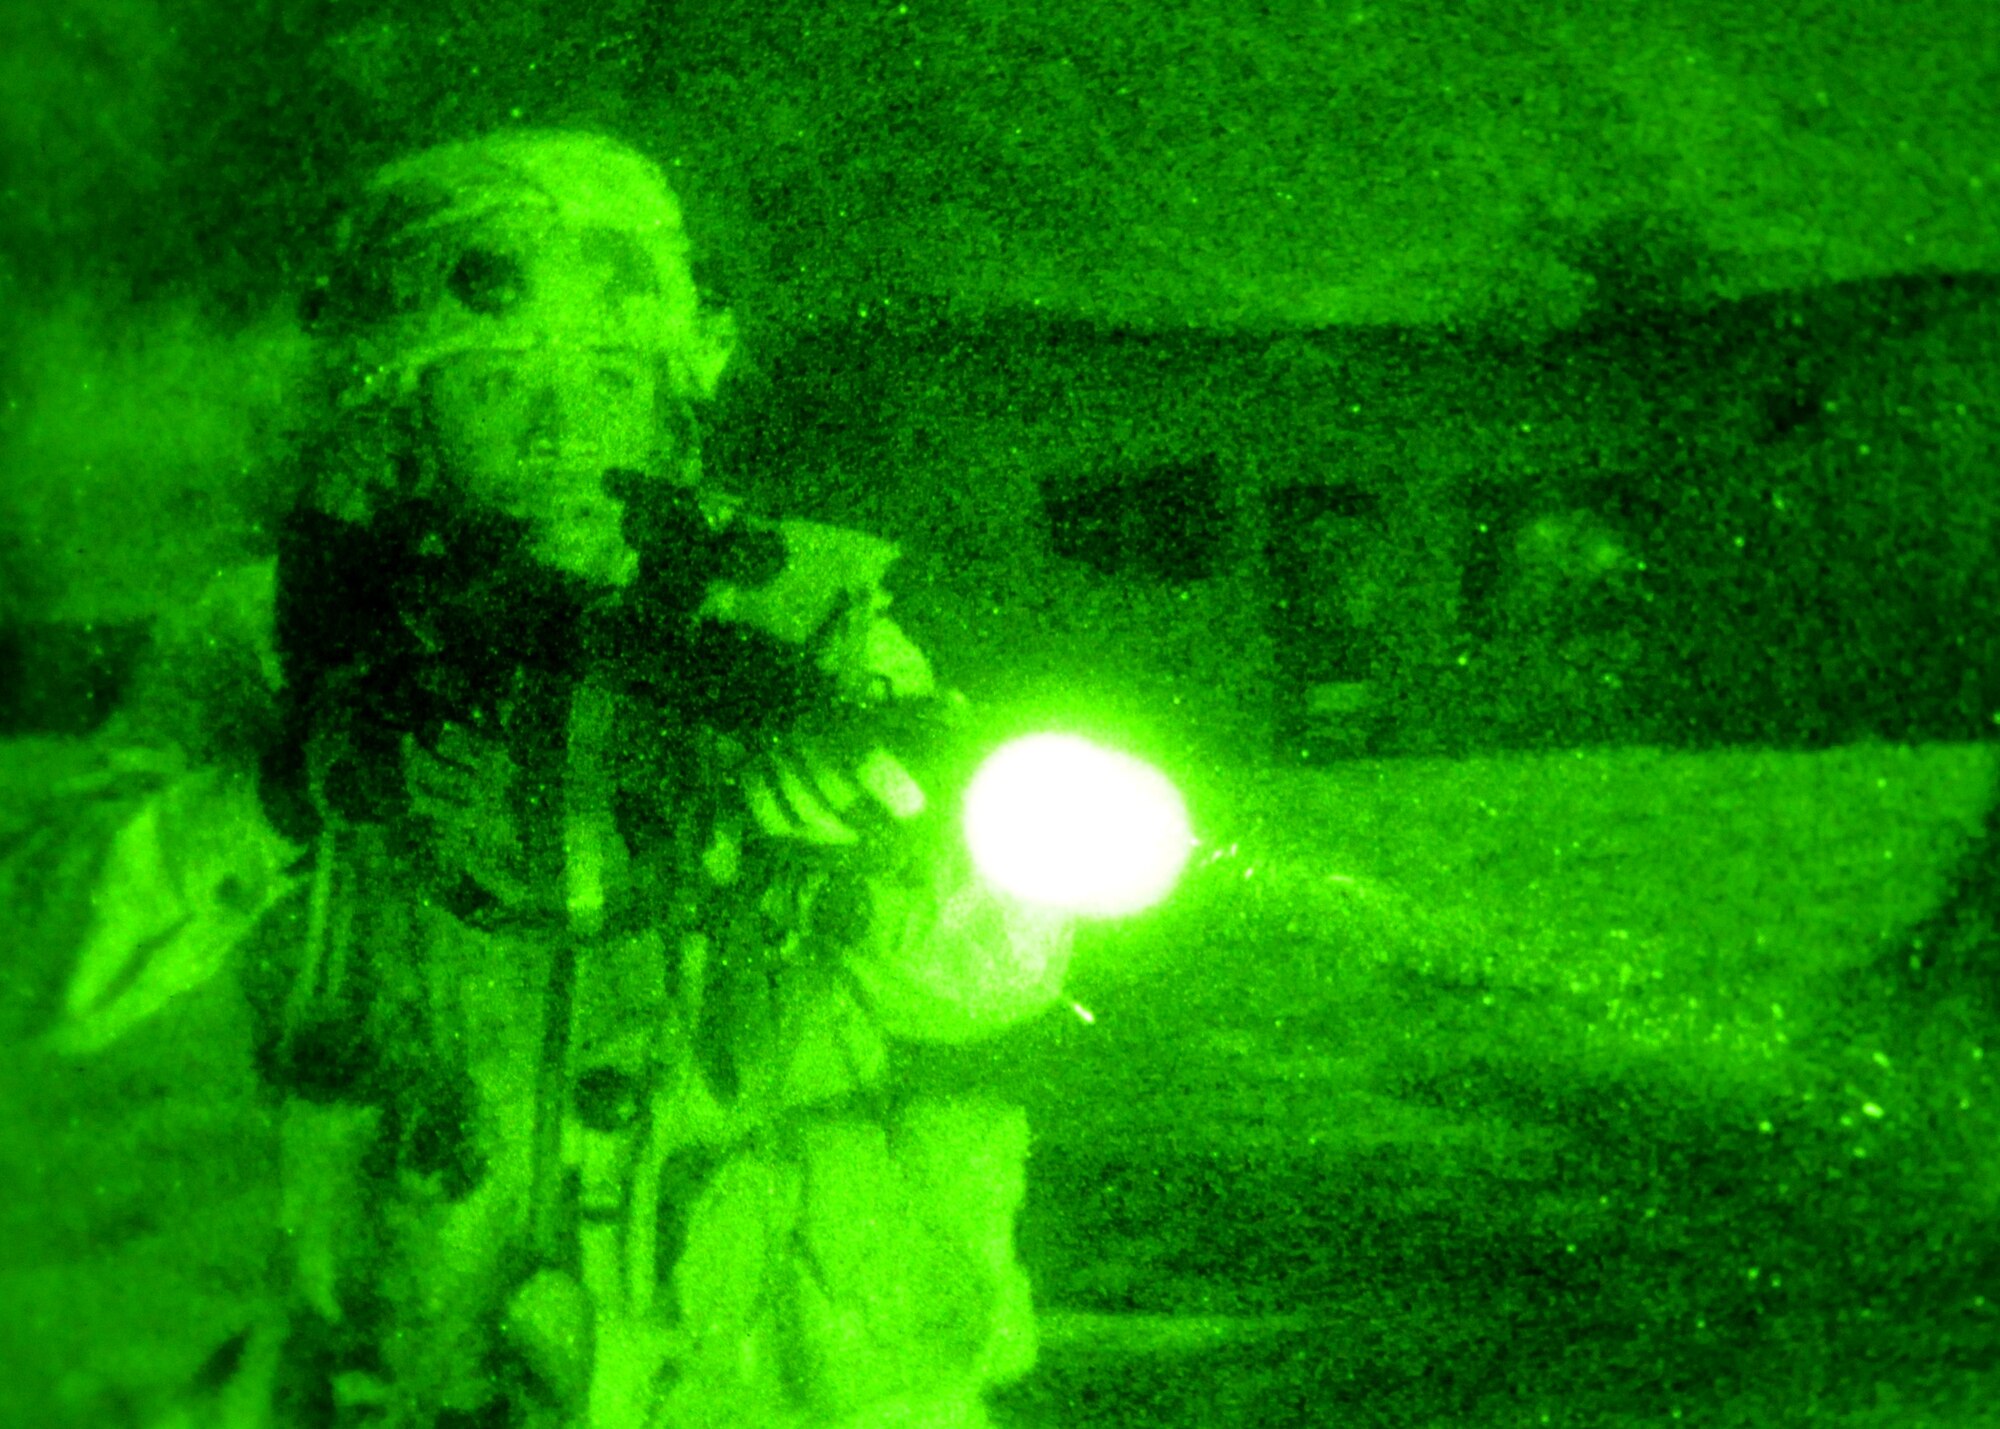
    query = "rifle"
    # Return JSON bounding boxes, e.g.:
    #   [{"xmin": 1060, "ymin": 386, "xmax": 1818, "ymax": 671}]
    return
[{"xmin": 263, "ymin": 471, "xmax": 956, "ymax": 1423}]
